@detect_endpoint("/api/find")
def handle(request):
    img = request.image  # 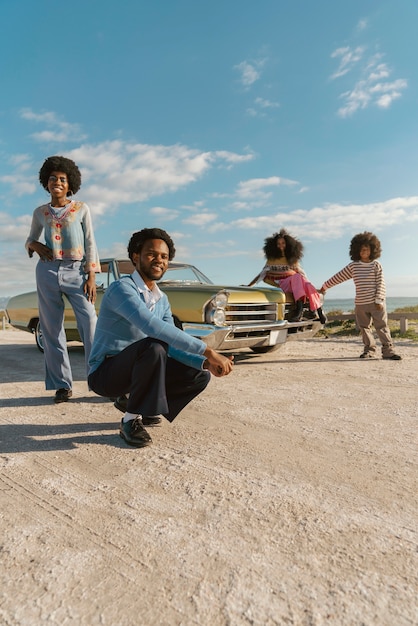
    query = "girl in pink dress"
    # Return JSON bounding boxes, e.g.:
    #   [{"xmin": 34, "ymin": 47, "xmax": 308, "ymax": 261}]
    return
[{"xmin": 248, "ymin": 229, "xmax": 326, "ymax": 324}]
